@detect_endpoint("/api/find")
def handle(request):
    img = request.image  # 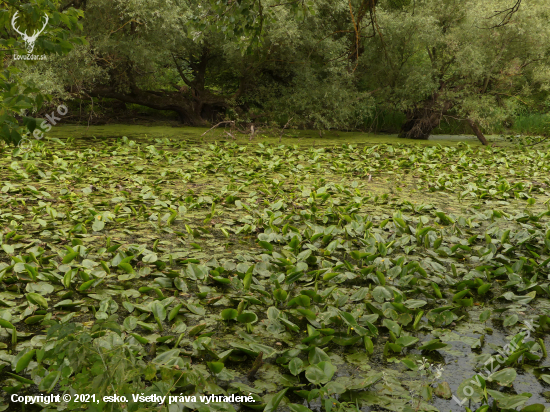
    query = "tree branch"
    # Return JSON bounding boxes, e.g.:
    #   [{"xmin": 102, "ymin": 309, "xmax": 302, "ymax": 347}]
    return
[
  {"xmin": 483, "ymin": 0, "xmax": 521, "ymax": 29},
  {"xmin": 201, "ymin": 121, "xmax": 235, "ymax": 136},
  {"xmin": 279, "ymin": 116, "xmax": 294, "ymax": 143},
  {"xmin": 171, "ymin": 53, "xmax": 193, "ymax": 87}
]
